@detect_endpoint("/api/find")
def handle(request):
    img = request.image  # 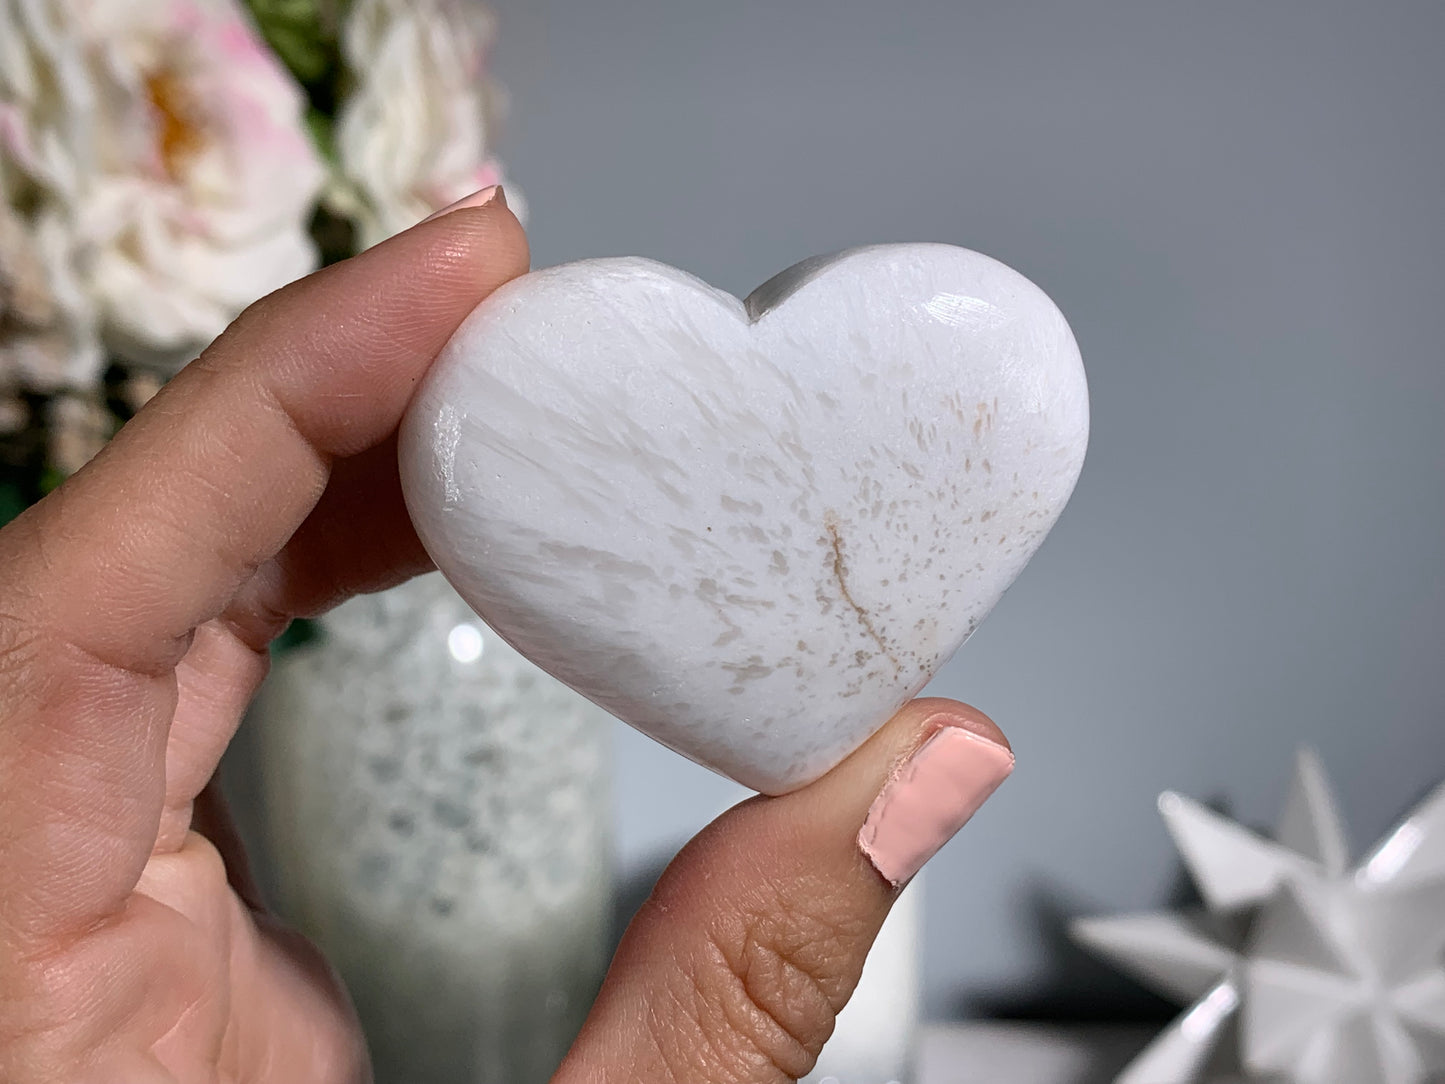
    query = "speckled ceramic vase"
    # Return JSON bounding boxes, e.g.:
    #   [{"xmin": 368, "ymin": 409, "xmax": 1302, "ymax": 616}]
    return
[{"xmin": 250, "ymin": 572, "xmax": 614, "ymax": 1084}]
